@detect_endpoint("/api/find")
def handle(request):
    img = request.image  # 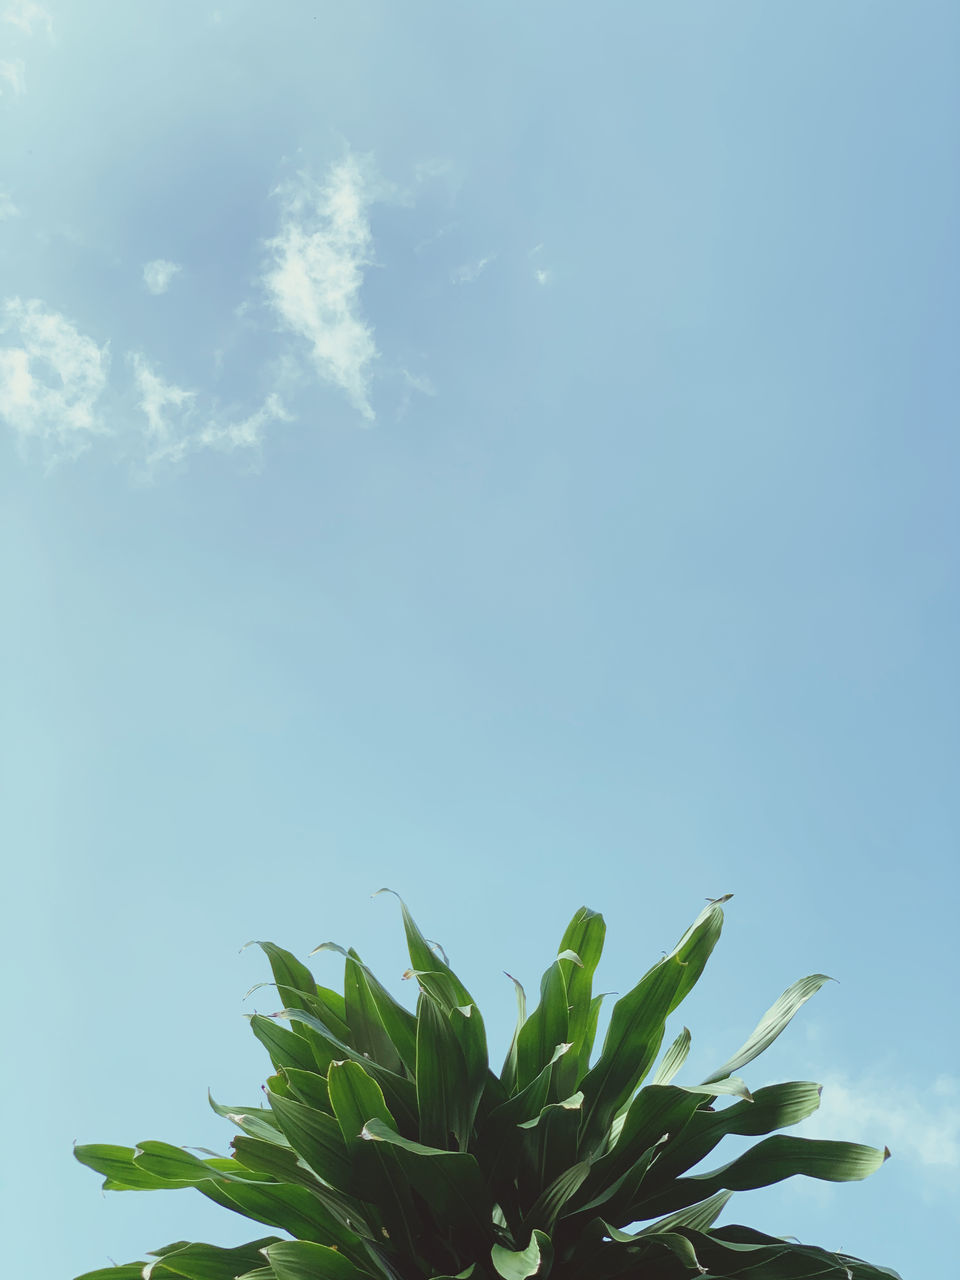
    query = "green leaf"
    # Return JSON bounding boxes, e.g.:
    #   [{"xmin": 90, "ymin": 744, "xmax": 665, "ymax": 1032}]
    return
[
  {"xmin": 327, "ymin": 1060, "xmax": 397, "ymax": 1145},
  {"xmin": 266, "ymin": 1089, "xmax": 354, "ymax": 1189},
  {"xmin": 516, "ymin": 960, "xmax": 569, "ymax": 1096},
  {"xmin": 650, "ymin": 1027, "xmax": 691, "ymax": 1086},
  {"xmin": 282, "ymin": 1068, "xmax": 332, "ymax": 1113},
  {"xmin": 416, "ymin": 991, "xmax": 471, "ymax": 1150},
  {"xmin": 208, "ymin": 1092, "xmax": 290, "ymax": 1146},
  {"xmin": 450, "ymin": 1002, "xmax": 490, "ymax": 1137},
  {"xmin": 638, "ymin": 1136, "xmax": 890, "ymax": 1218},
  {"xmin": 643, "ymin": 1189, "xmax": 733, "ymax": 1234},
  {"xmin": 554, "ymin": 908, "xmax": 605, "ymax": 1096},
  {"xmin": 574, "ymin": 992, "xmax": 606, "ymax": 1083},
  {"xmin": 499, "ymin": 972, "xmax": 527, "ymax": 1095},
  {"xmin": 264, "ymin": 1241, "xmax": 374, "ymax": 1280},
  {"xmin": 250, "ymin": 1014, "xmax": 323, "ymax": 1075},
  {"xmin": 343, "ymin": 949, "xmax": 405, "ymax": 1074},
  {"xmin": 643, "ymin": 1081, "xmax": 823, "ymax": 1191},
  {"xmin": 523, "ymin": 1160, "xmax": 591, "ymax": 1234},
  {"xmin": 245, "ymin": 943, "xmax": 318, "ymax": 1016},
  {"xmin": 491, "ymin": 1230, "xmax": 551, "ymax": 1280},
  {"xmin": 280, "ymin": 1008, "xmax": 418, "ymax": 1134},
  {"xmin": 376, "ymin": 889, "xmax": 475, "ymax": 1012},
  {"xmin": 578, "ymin": 955, "xmax": 684, "ymax": 1153},
  {"xmin": 360, "ymin": 1117, "xmax": 494, "ymax": 1247},
  {"xmin": 343, "ymin": 947, "xmax": 417, "ymax": 1074},
  {"xmin": 701, "ymin": 974, "xmax": 833, "ymax": 1085},
  {"xmin": 74, "ymin": 1143, "xmax": 195, "ymax": 1191},
  {"xmin": 143, "ymin": 1238, "xmax": 283, "ymax": 1279},
  {"xmin": 662, "ymin": 901, "xmax": 726, "ymax": 1015}
]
